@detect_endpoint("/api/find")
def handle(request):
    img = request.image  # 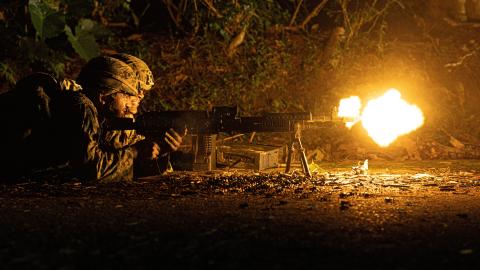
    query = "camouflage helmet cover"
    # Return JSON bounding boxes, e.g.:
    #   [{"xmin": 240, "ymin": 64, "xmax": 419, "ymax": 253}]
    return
[
  {"xmin": 111, "ymin": 53, "xmax": 154, "ymax": 91},
  {"xmin": 77, "ymin": 56, "xmax": 138, "ymax": 96}
]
